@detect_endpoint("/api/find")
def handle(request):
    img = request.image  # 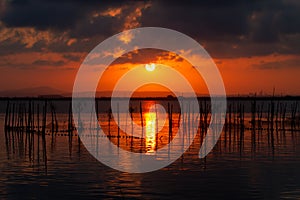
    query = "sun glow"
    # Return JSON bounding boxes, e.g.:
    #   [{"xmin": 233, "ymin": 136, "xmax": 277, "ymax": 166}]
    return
[{"xmin": 145, "ymin": 63, "xmax": 156, "ymax": 72}]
